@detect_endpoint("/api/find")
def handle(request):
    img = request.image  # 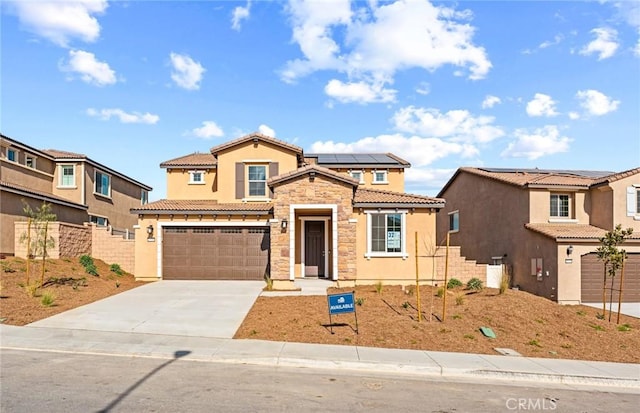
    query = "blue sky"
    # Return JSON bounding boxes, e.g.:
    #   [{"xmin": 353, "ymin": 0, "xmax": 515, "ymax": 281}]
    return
[{"xmin": 2, "ymin": 0, "xmax": 639, "ymax": 199}]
